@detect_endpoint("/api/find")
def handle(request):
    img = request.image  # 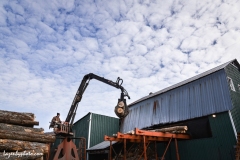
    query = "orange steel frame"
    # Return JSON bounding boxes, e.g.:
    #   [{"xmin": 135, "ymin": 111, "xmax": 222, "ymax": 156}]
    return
[
  {"xmin": 53, "ymin": 137, "xmax": 86, "ymax": 160},
  {"xmin": 52, "ymin": 124, "xmax": 86, "ymax": 160},
  {"xmin": 104, "ymin": 128, "xmax": 190, "ymax": 160}
]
